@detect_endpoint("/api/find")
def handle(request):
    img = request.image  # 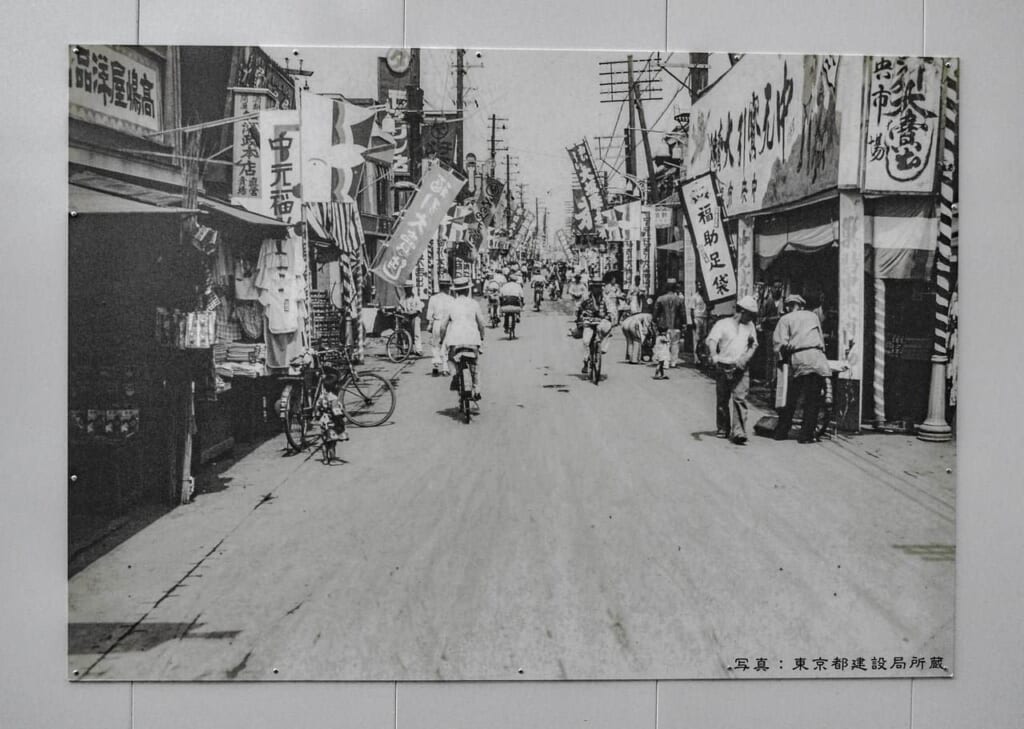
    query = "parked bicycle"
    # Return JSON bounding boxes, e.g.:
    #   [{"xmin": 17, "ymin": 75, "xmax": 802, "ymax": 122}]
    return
[
  {"xmin": 280, "ymin": 346, "xmax": 397, "ymax": 452},
  {"xmin": 381, "ymin": 307, "xmax": 419, "ymax": 363}
]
